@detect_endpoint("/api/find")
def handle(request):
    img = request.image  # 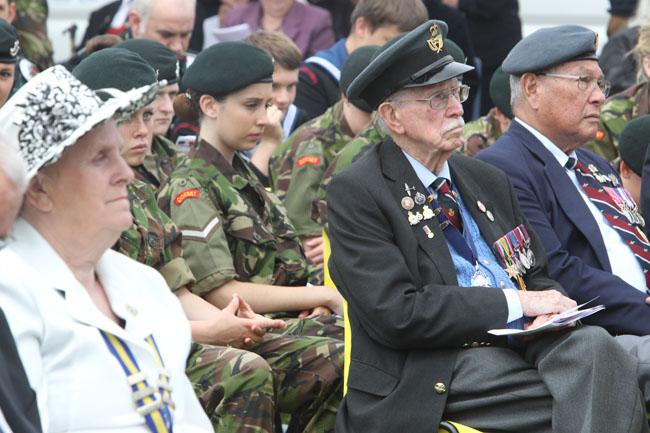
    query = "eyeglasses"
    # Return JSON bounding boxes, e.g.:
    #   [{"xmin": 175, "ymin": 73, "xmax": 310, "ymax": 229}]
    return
[
  {"xmin": 537, "ymin": 72, "xmax": 611, "ymax": 97},
  {"xmin": 404, "ymin": 84, "xmax": 471, "ymax": 110}
]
